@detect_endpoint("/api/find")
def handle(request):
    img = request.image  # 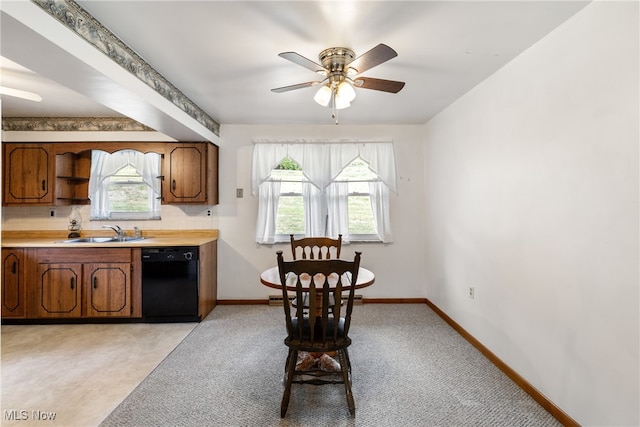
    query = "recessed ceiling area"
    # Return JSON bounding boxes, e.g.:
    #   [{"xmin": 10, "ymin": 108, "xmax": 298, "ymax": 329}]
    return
[
  {"xmin": 1, "ymin": 1, "xmax": 590, "ymax": 139},
  {"xmin": 1, "ymin": 57, "xmax": 122, "ymax": 118}
]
